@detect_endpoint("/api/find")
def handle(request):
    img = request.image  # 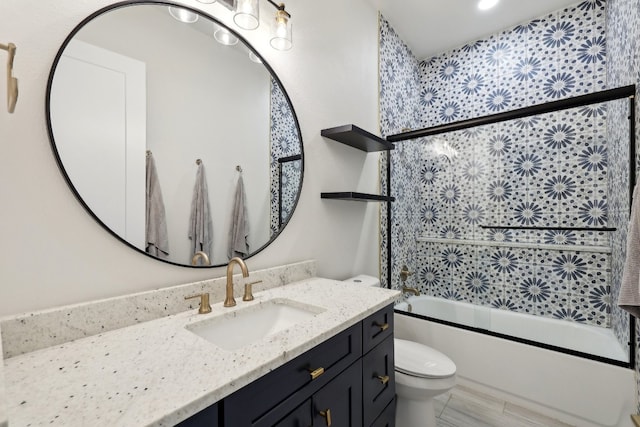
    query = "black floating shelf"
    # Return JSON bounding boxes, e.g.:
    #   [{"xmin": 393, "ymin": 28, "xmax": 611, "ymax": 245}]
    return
[
  {"xmin": 321, "ymin": 192, "xmax": 395, "ymax": 202},
  {"xmin": 321, "ymin": 124, "xmax": 394, "ymax": 152}
]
